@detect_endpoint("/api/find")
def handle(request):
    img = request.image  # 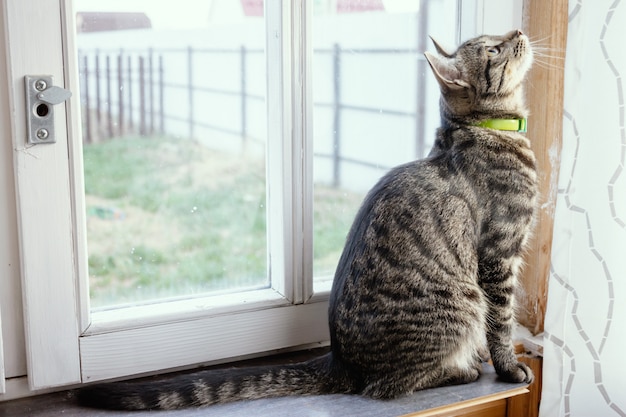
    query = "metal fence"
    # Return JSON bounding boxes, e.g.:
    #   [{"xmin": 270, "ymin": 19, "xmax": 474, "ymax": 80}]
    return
[
  {"xmin": 79, "ymin": 46, "xmax": 263, "ymax": 143},
  {"xmin": 80, "ymin": 52, "xmax": 163, "ymax": 141},
  {"xmin": 78, "ymin": 45, "xmax": 431, "ymax": 187}
]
